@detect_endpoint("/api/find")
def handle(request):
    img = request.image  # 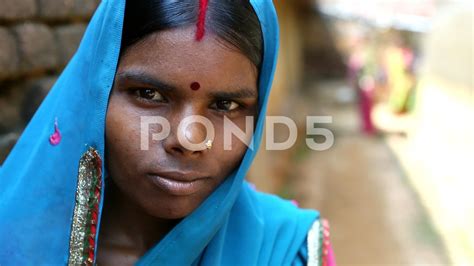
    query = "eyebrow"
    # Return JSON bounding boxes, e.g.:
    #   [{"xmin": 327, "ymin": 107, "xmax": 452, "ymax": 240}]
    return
[
  {"xmin": 116, "ymin": 70, "xmax": 177, "ymax": 92},
  {"xmin": 209, "ymin": 89, "xmax": 257, "ymax": 99},
  {"xmin": 117, "ymin": 70, "xmax": 257, "ymax": 99}
]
